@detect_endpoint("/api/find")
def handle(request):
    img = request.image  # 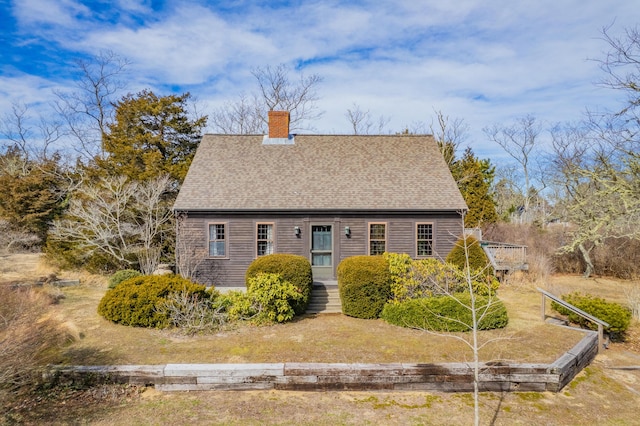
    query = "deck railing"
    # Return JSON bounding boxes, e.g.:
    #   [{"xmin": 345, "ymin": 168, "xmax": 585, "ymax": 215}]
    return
[{"xmin": 481, "ymin": 241, "xmax": 528, "ymax": 271}]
